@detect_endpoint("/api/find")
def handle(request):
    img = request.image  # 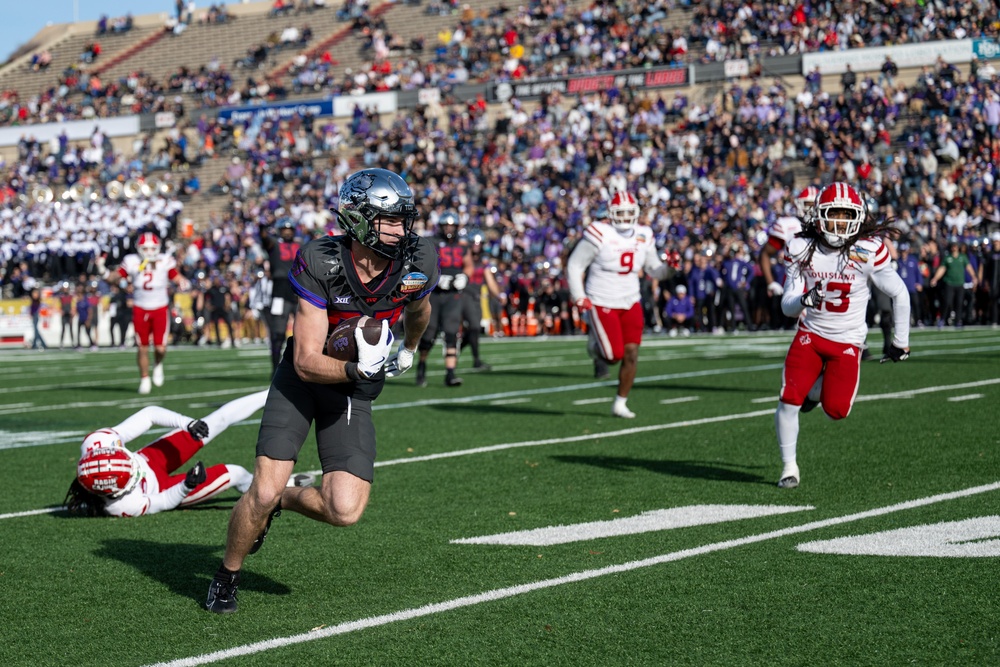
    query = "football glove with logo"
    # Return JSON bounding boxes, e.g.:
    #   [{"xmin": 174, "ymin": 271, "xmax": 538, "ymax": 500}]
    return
[
  {"xmin": 880, "ymin": 345, "xmax": 910, "ymax": 364},
  {"xmin": 355, "ymin": 320, "xmax": 393, "ymax": 378},
  {"xmin": 800, "ymin": 285, "xmax": 825, "ymax": 309},
  {"xmin": 187, "ymin": 420, "xmax": 210, "ymax": 440},
  {"xmin": 384, "ymin": 342, "xmax": 416, "ymax": 378},
  {"xmin": 184, "ymin": 461, "xmax": 206, "ymax": 490}
]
